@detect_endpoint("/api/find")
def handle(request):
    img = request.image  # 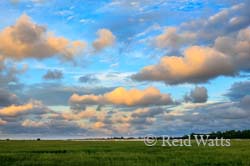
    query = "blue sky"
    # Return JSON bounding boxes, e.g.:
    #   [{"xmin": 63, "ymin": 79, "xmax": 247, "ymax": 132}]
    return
[{"xmin": 0, "ymin": 0, "xmax": 249, "ymax": 139}]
